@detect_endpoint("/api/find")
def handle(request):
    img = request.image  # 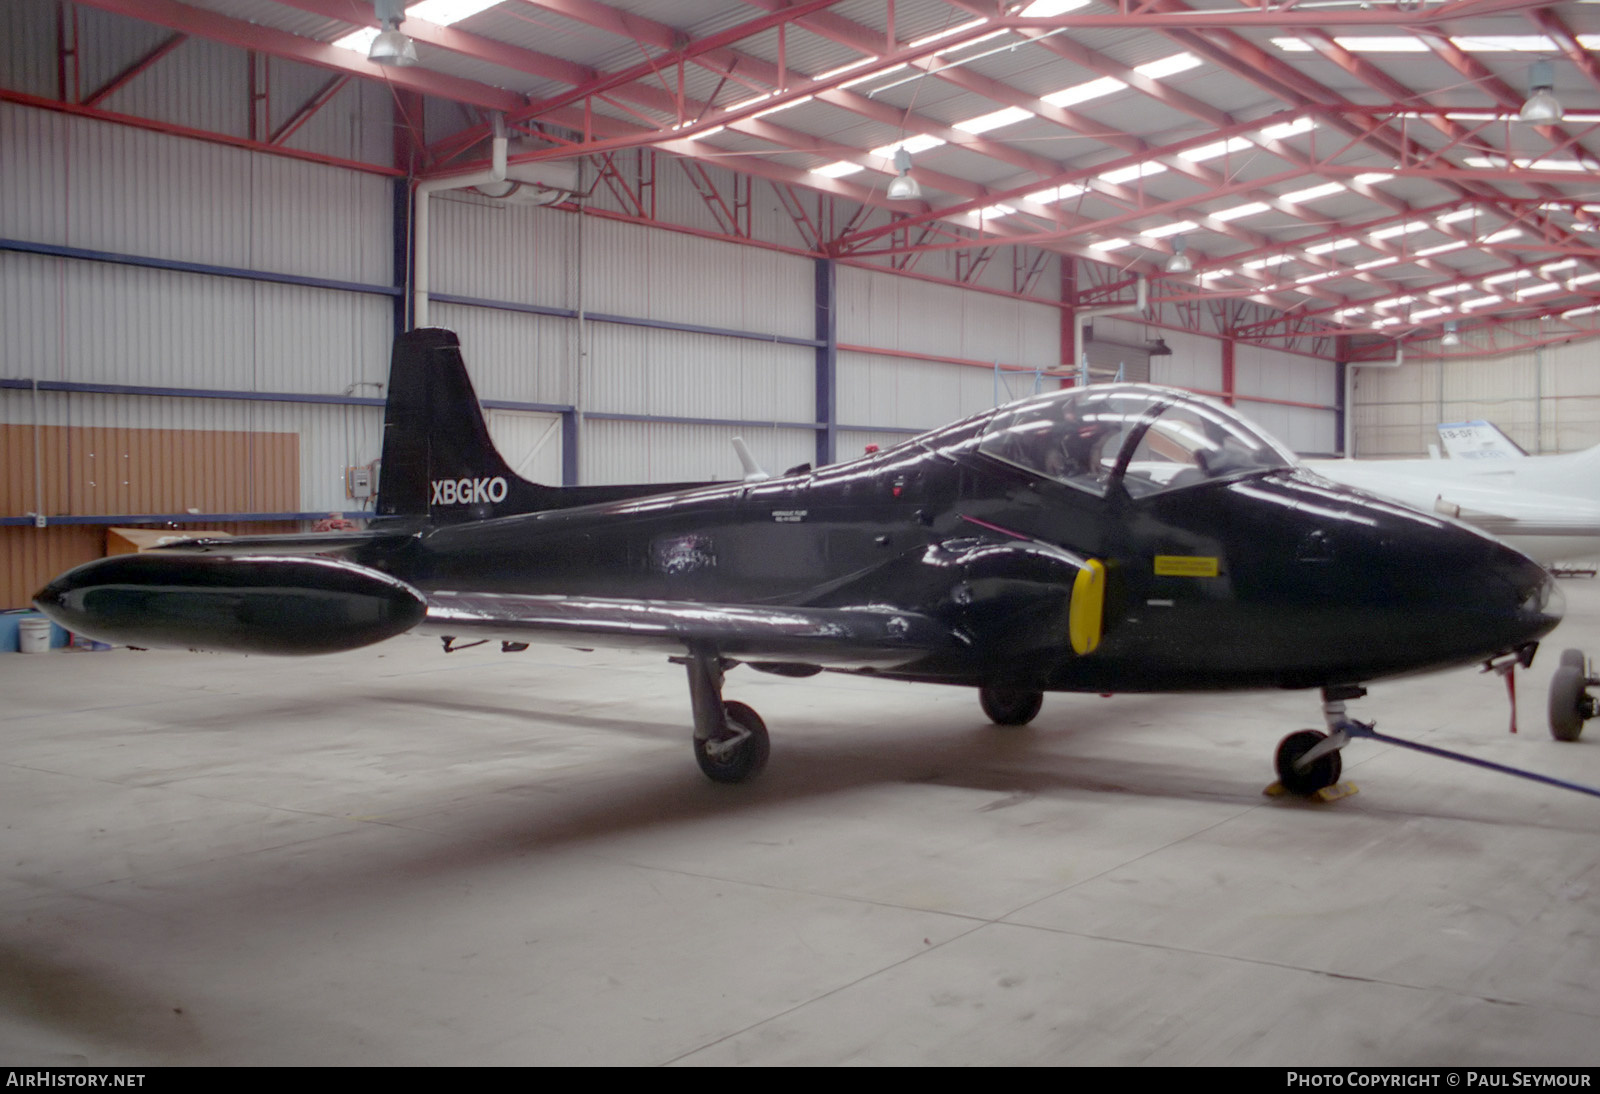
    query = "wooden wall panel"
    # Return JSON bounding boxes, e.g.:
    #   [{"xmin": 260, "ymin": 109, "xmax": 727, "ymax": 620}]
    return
[
  {"xmin": 3, "ymin": 423, "xmax": 301, "ymax": 609},
  {"xmin": 1, "ymin": 521, "xmax": 299, "ymax": 610},
  {"xmin": 2, "ymin": 424, "xmax": 298, "ymax": 516}
]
